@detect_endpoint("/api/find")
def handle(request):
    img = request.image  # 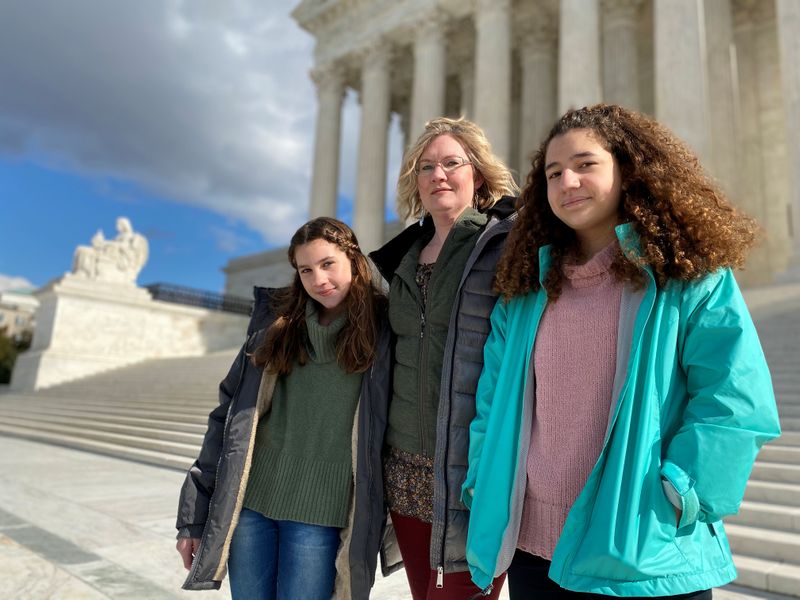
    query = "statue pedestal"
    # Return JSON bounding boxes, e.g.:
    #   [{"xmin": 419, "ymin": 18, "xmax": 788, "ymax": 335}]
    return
[{"xmin": 10, "ymin": 275, "xmax": 248, "ymax": 391}]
